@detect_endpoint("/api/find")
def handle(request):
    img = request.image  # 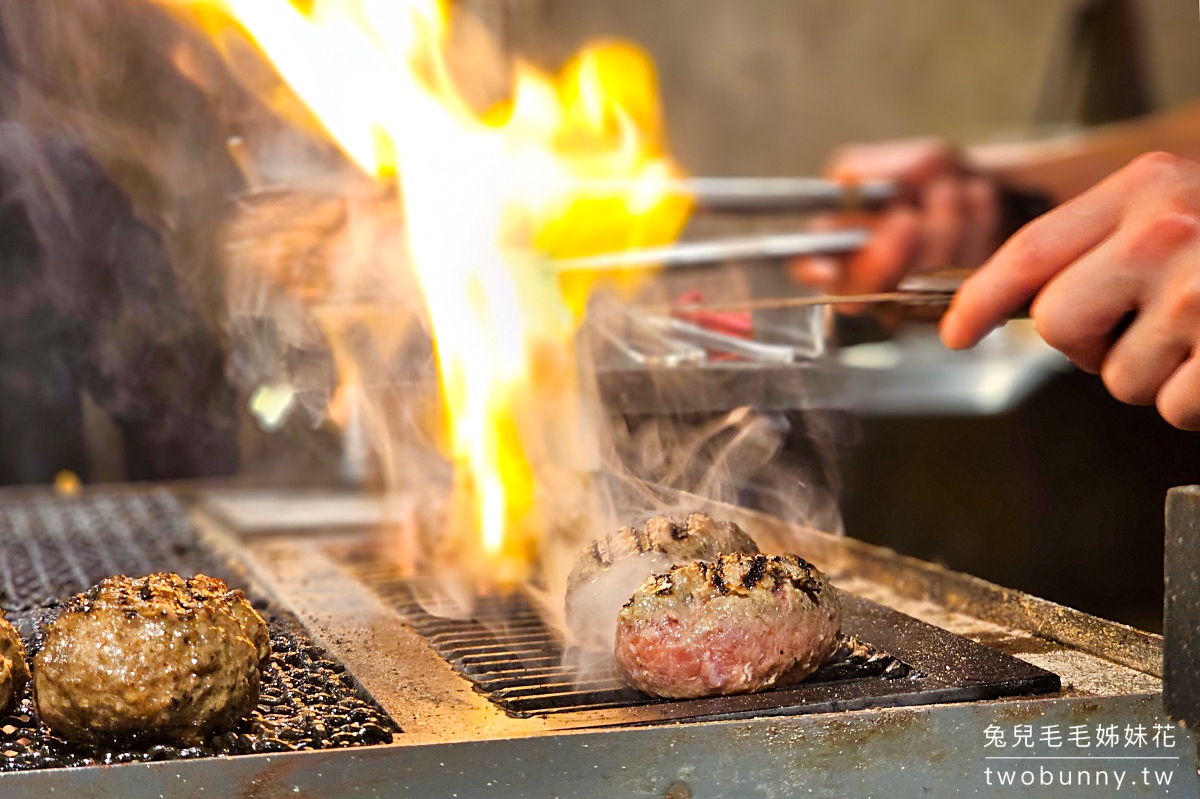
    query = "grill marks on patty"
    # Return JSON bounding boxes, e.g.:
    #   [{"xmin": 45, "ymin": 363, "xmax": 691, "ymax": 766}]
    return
[
  {"xmin": 637, "ymin": 554, "xmax": 826, "ymax": 604},
  {"xmin": 569, "ymin": 512, "xmax": 762, "ymax": 642},
  {"xmin": 67, "ymin": 573, "xmax": 241, "ymax": 622},
  {"xmin": 615, "ymin": 551, "xmax": 842, "ymax": 698},
  {"xmin": 575, "ymin": 513, "xmax": 760, "ymax": 577}
]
